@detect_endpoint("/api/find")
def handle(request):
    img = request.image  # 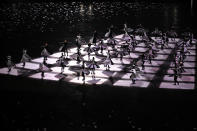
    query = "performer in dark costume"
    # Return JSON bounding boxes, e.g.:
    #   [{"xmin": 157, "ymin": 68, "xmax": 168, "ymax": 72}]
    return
[
  {"xmin": 59, "ymin": 40, "xmax": 68, "ymax": 57},
  {"xmin": 98, "ymin": 39, "xmax": 106, "ymax": 54},
  {"xmin": 87, "ymin": 57, "xmax": 99, "ymax": 79},
  {"xmin": 21, "ymin": 49, "xmax": 31, "ymax": 67},
  {"xmin": 162, "ymin": 33, "xmax": 169, "ymax": 47},
  {"xmin": 109, "ymin": 25, "xmax": 114, "ymax": 38},
  {"xmin": 56, "ymin": 53, "xmax": 68, "ymax": 74},
  {"xmin": 76, "ymin": 48, "xmax": 81, "ymax": 63},
  {"xmin": 60, "ymin": 57, "xmax": 65, "ymax": 74},
  {"xmin": 113, "ymin": 47, "xmax": 128, "ymax": 62},
  {"xmin": 92, "ymin": 30, "xmax": 98, "ymax": 46},
  {"xmin": 173, "ymin": 68, "xmax": 179, "ymax": 85},
  {"xmin": 7, "ymin": 55, "xmax": 15, "ymax": 72},
  {"xmin": 81, "ymin": 61, "xmax": 86, "ymax": 84},
  {"xmin": 130, "ymin": 69, "xmax": 136, "ymax": 84},
  {"xmin": 103, "ymin": 50, "xmax": 113, "ymax": 70},
  {"xmin": 41, "ymin": 42, "xmax": 50, "ymax": 63},
  {"xmin": 43, "ymin": 57, "xmax": 47, "ymax": 65},
  {"xmin": 141, "ymin": 53, "xmax": 146, "ymax": 70},
  {"xmin": 146, "ymin": 46, "xmax": 155, "ymax": 64}
]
